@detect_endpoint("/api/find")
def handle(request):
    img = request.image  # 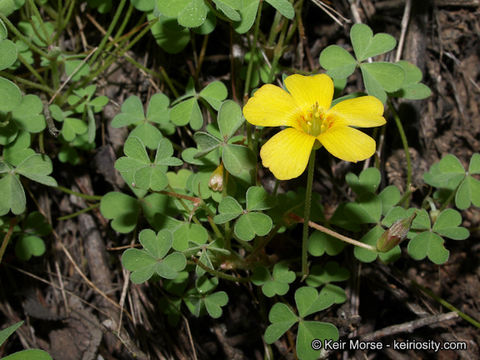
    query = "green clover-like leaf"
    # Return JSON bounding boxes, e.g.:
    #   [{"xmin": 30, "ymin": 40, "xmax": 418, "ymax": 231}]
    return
[
  {"xmin": 0, "ymin": 0, "xmax": 24, "ymax": 17},
  {"xmin": 213, "ymin": 196, "xmax": 243, "ymax": 223},
  {"xmin": 378, "ymin": 185, "xmax": 401, "ymax": 216},
  {"xmin": 392, "ymin": 60, "xmax": 431, "ymax": 100},
  {"xmin": 308, "ymin": 231, "xmax": 345, "ymax": 256},
  {"xmin": 116, "ymin": 136, "xmax": 181, "ymax": 192},
  {"xmin": 0, "ymin": 38, "xmax": 17, "ymax": 70},
  {"xmin": 217, "ymin": 100, "xmax": 243, "ymax": 140},
  {"xmin": 171, "ymin": 97, "xmax": 203, "ymax": 129},
  {"xmin": 468, "ymin": 153, "xmax": 480, "ymax": 174},
  {"xmin": 193, "ymin": 131, "xmax": 221, "ymax": 158},
  {"xmin": 0, "ymin": 173, "xmax": 26, "ymax": 215},
  {"xmin": 149, "ymin": 13, "xmax": 190, "ymax": 54},
  {"xmin": 432, "ymin": 209, "xmax": 469, "ymax": 240},
  {"xmin": 295, "ymin": 286, "xmax": 335, "ymax": 318},
  {"xmin": 360, "ymin": 62, "xmax": 405, "ymax": 103},
  {"xmin": 15, "ymin": 154, "xmax": 57, "ymax": 187},
  {"xmin": 343, "ymin": 193, "xmax": 382, "ymax": 224},
  {"xmin": 199, "ymin": 81, "xmax": 228, "ymax": 110},
  {"xmin": 64, "ymin": 58, "xmax": 90, "ymax": 81},
  {"xmin": 112, "ymin": 93, "xmax": 172, "ymax": 148},
  {"xmin": 305, "ymin": 262, "xmax": 350, "ymax": 287},
  {"xmin": 67, "ymin": 85, "xmax": 108, "ymax": 113},
  {"xmin": 456, "ymin": 174, "xmax": 480, "ymax": 210},
  {"xmin": 2, "ymin": 349, "xmax": 53, "ymax": 360},
  {"xmin": 354, "ymin": 225, "xmax": 400, "ymax": 263},
  {"xmin": 222, "ymin": 0, "xmax": 260, "ymax": 34},
  {"xmin": 100, "ymin": 191, "xmax": 140, "ymax": 233},
  {"xmin": 2, "ymin": 131, "xmax": 34, "ymax": 166},
  {"xmin": 212, "ymin": 0, "xmax": 240, "ymax": 21},
  {"xmin": 252, "ymin": 262, "xmax": 296, "ymax": 297},
  {"xmin": 0, "ymin": 321, "xmax": 24, "ymax": 347},
  {"xmin": 350, "ymin": 23, "xmax": 397, "ymax": 62},
  {"xmin": 246, "ymin": 186, "xmax": 276, "ymax": 211},
  {"xmin": 319, "ymin": 45, "xmax": 357, "ymax": 79},
  {"xmin": 122, "ymin": 229, "xmax": 186, "ymax": 283},
  {"xmin": 50, "ymin": 104, "xmax": 87, "ymax": 142},
  {"xmin": 0, "ymin": 77, "xmax": 22, "ymax": 113},
  {"xmin": 264, "ymin": 303, "xmax": 298, "ymax": 344},
  {"xmin": 25, "ymin": 211, "xmax": 52, "ymax": 236},
  {"xmin": 204, "ymin": 291, "xmax": 228, "ymax": 318},
  {"xmin": 234, "ymin": 212, "xmax": 272, "ymax": 241},
  {"xmin": 346, "ymin": 167, "xmax": 381, "ymax": 195},
  {"xmin": 222, "ymin": 143, "xmax": 256, "ymax": 183},
  {"xmin": 407, "ymin": 231, "xmax": 449, "ymax": 265},
  {"xmin": 297, "ymin": 321, "xmax": 339, "ymax": 360},
  {"xmin": 265, "ymin": 0, "xmax": 294, "ymax": 19},
  {"xmin": 423, "ymin": 154, "xmax": 465, "ymax": 189},
  {"xmin": 172, "ymin": 222, "xmax": 208, "ymax": 251},
  {"xmin": 15, "ymin": 235, "xmax": 45, "ymax": 261},
  {"xmin": 0, "ymin": 94, "xmax": 45, "ymax": 143}
]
